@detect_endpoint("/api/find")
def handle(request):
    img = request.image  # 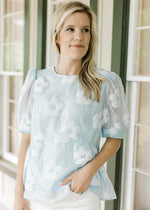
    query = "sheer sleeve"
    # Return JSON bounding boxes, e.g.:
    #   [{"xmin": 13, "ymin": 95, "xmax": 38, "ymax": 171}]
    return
[
  {"xmin": 17, "ymin": 68, "xmax": 37, "ymax": 134},
  {"xmin": 102, "ymin": 73, "xmax": 129, "ymax": 139}
]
